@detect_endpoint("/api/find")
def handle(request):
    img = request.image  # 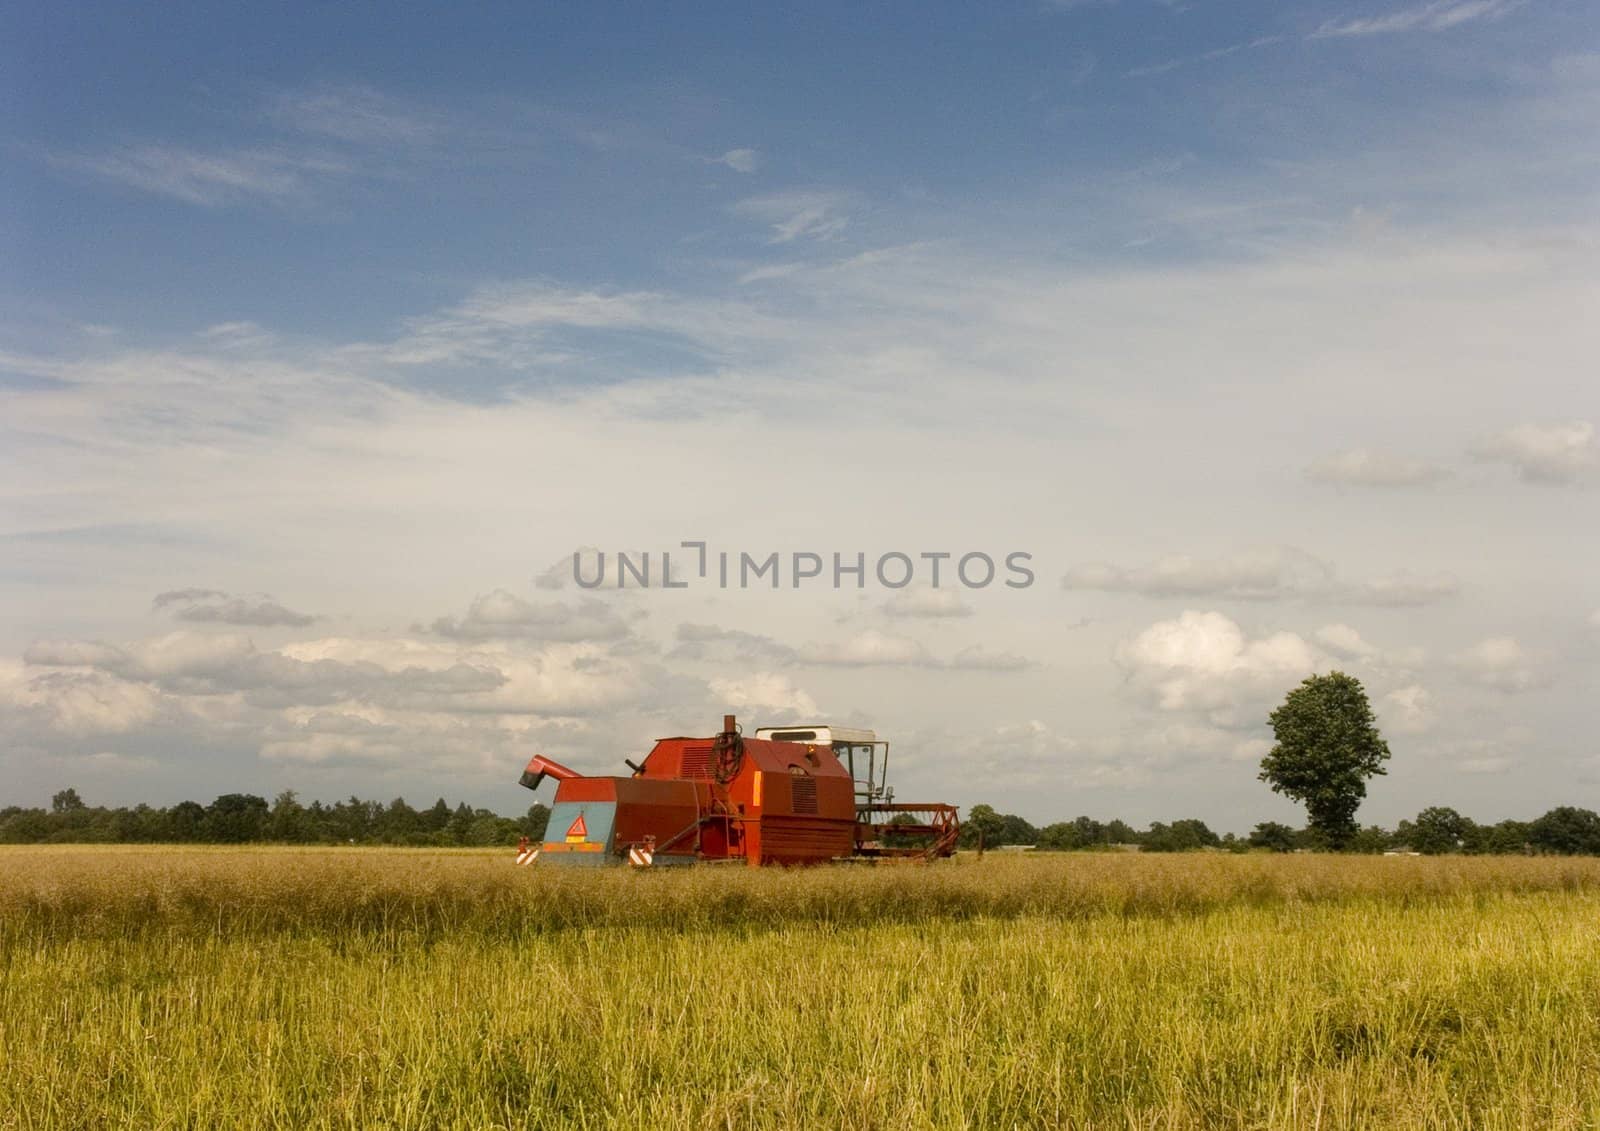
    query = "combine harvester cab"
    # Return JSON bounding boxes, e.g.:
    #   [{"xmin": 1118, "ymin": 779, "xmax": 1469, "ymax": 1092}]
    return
[{"xmin": 516, "ymin": 715, "xmax": 958, "ymax": 867}]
